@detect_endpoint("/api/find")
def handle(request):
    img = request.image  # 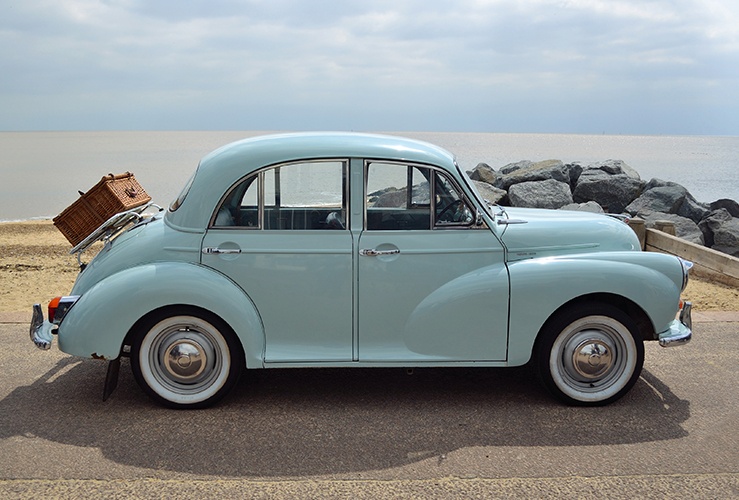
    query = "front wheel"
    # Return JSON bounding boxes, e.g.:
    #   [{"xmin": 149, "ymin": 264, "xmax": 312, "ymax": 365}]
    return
[
  {"xmin": 131, "ymin": 308, "xmax": 244, "ymax": 409},
  {"xmin": 535, "ymin": 303, "xmax": 644, "ymax": 406}
]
